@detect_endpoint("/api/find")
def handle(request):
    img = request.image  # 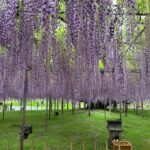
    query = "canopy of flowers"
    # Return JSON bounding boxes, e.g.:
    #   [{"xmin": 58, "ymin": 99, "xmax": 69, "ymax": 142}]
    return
[{"xmin": 0, "ymin": 0, "xmax": 150, "ymax": 103}]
